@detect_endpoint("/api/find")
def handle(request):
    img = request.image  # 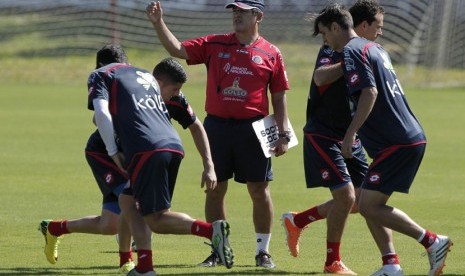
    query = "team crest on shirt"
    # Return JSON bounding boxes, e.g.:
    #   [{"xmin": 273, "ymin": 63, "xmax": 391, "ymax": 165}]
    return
[
  {"xmin": 104, "ymin": 172, "xmax": 114, "ymax": 185},
  {"xmin": 368, "ymin": 172, "xmax": 381, "ymax": 184},
  {"xmin": 222, "ymin": 77, "xmax": 247, "ymax": 100},
  {"xmin": 252, "ymin": 55, "xmax": 263, "ymax": 64}
]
